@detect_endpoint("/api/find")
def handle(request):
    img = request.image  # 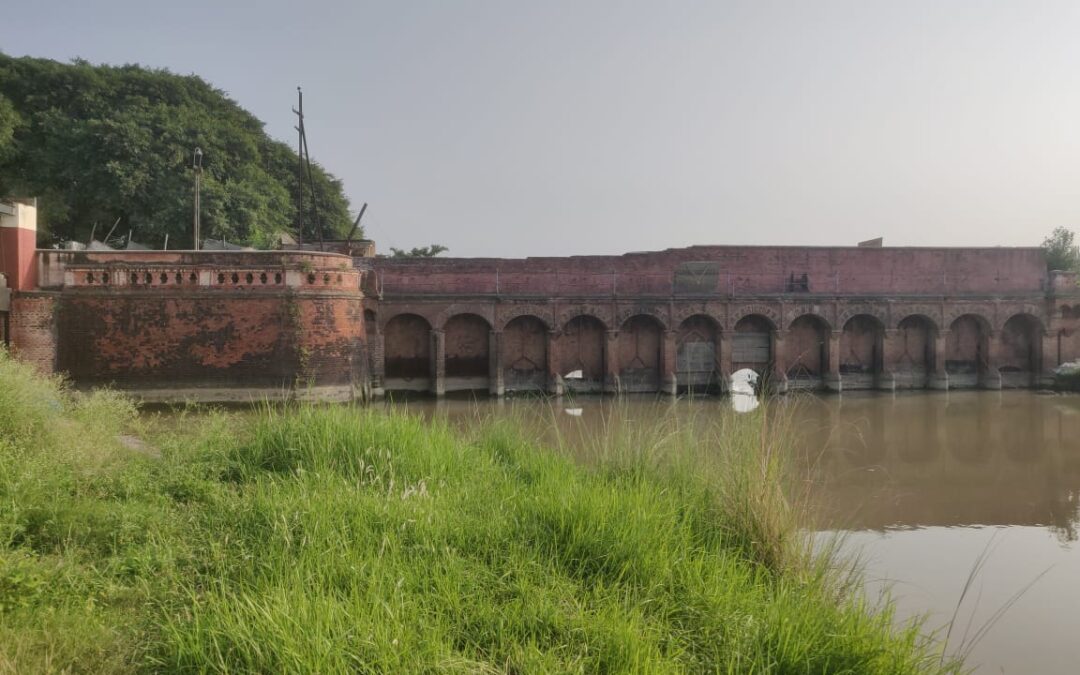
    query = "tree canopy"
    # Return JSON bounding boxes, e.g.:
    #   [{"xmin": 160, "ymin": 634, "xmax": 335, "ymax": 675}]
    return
[
  {"xmin": 389, "ymin": 244, "xmax": 448, "ymax": 258},
  {"xmin": 0, "ymin": 53, "xmax": 357, "ymax": 248},
  {"xmin": 1041, "ymin": 227, "xmax": 1080, "ymax": 273}
]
